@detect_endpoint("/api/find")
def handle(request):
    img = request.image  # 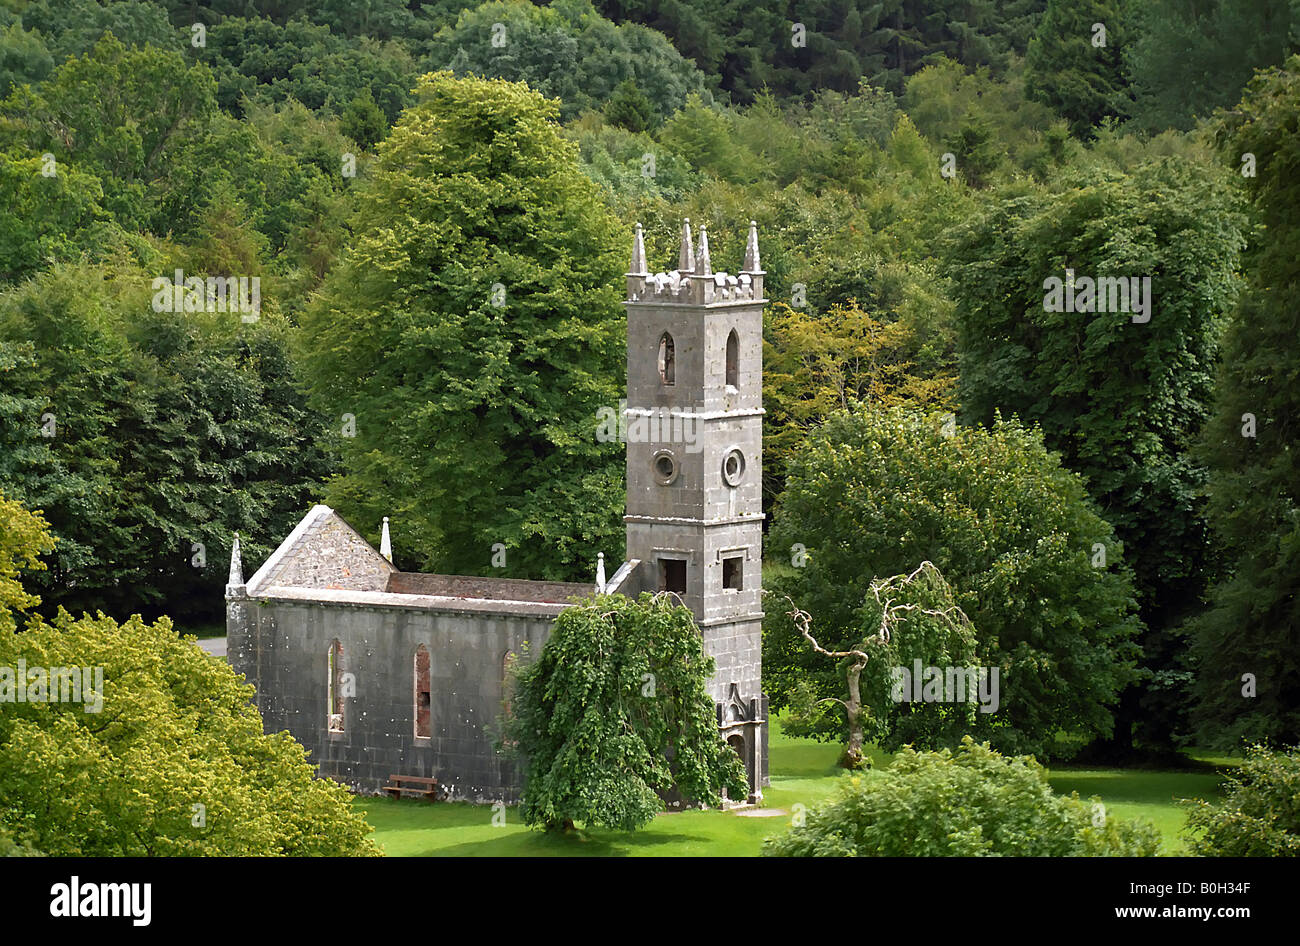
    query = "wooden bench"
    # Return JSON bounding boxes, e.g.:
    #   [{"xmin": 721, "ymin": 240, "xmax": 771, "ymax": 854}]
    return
[{"xmin": 382, "ymin": 774, "xmax": 441, "ymax": 801}]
